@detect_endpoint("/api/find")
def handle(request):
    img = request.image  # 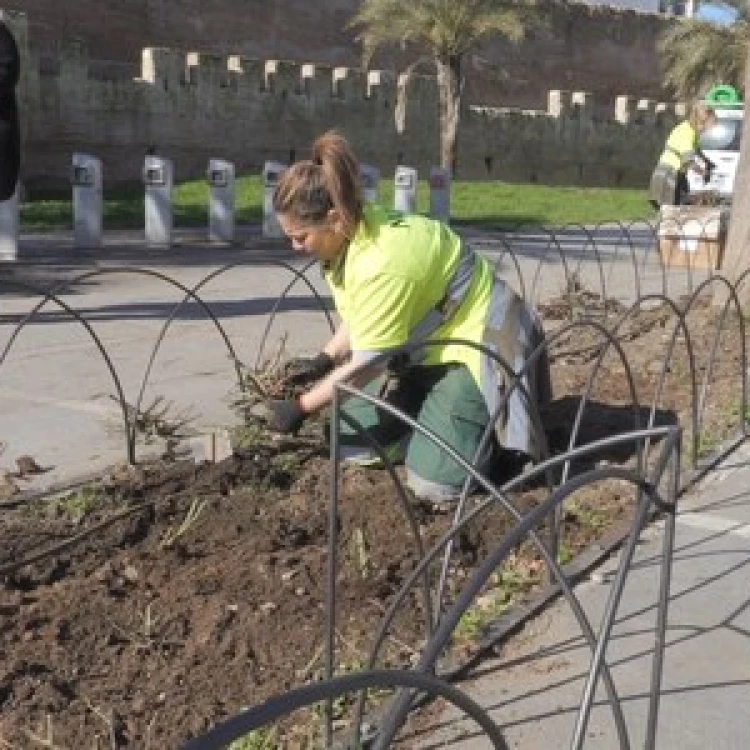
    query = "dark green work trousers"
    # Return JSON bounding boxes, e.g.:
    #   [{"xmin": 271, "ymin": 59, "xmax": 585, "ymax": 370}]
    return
[{"xmin": 338, "ymin": 363, "xmax": 495, "ymax": 499}]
